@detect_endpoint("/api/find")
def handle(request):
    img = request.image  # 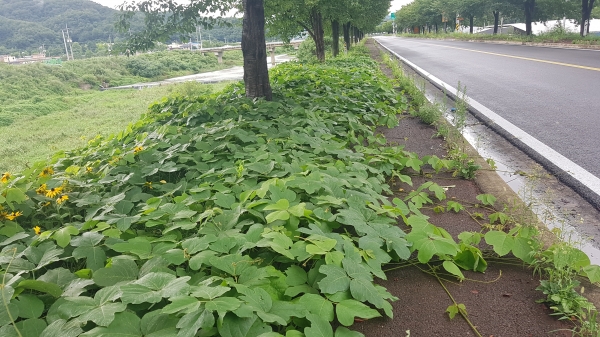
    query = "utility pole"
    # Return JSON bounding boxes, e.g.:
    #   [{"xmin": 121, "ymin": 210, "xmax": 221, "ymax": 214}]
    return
[
  {"xmin": 62, "ymin": 25, "xmax": 74, "ymax": 60},
  {"xmin": 62, "ymin": 29, "xmax": 70, "ymax": 60}
]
